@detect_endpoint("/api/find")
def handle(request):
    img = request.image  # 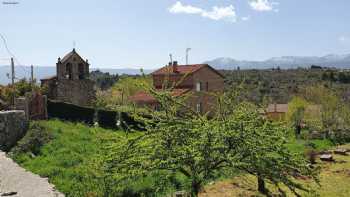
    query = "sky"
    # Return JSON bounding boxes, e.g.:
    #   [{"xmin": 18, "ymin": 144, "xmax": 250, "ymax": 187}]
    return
[{"xmin": 0, "ymin": 0, "xmax": 350, "ymax": 69}]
